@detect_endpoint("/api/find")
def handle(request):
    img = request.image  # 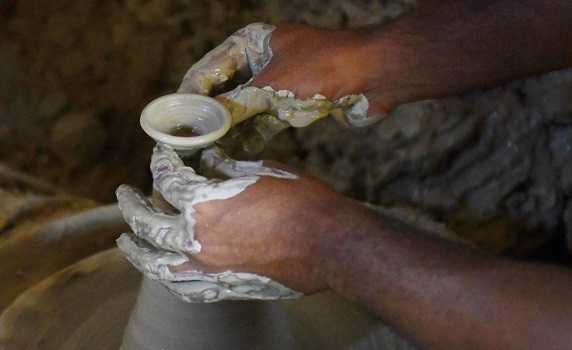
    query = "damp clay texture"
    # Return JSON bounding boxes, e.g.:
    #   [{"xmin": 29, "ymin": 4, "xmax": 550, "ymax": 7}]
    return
[{"xmin": 1, "ymin": 0, "xmax": 572, "ymax": 279}]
